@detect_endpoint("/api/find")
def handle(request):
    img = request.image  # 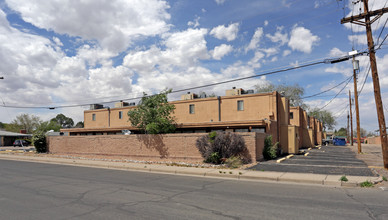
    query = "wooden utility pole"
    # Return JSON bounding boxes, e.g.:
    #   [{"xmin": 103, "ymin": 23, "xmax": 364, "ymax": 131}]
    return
[
  {"xmin": 349, "ymin": 90, "xmax": 354, "ymax": 146},
  {"xmin": 352, "ymin": 56, "xmax": 362, "ymax": 153},
  {"xmin": 341, "ymin": 0, "xmax": 388, "ymax": 169},
  {"xmin": 347, "ymin": 112, "xmax": 350, "ymax": 142}
]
